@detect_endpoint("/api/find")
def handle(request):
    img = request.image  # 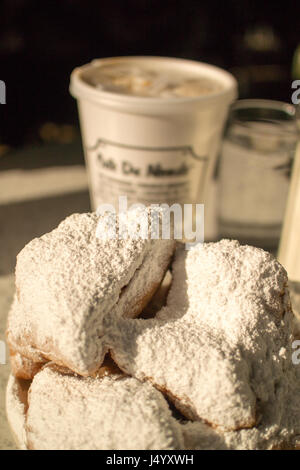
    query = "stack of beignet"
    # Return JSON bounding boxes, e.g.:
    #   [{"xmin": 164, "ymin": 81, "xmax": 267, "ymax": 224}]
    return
[{"xmin": 6, "ymin": 208, "xmax": 300, "ymax": 449}]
